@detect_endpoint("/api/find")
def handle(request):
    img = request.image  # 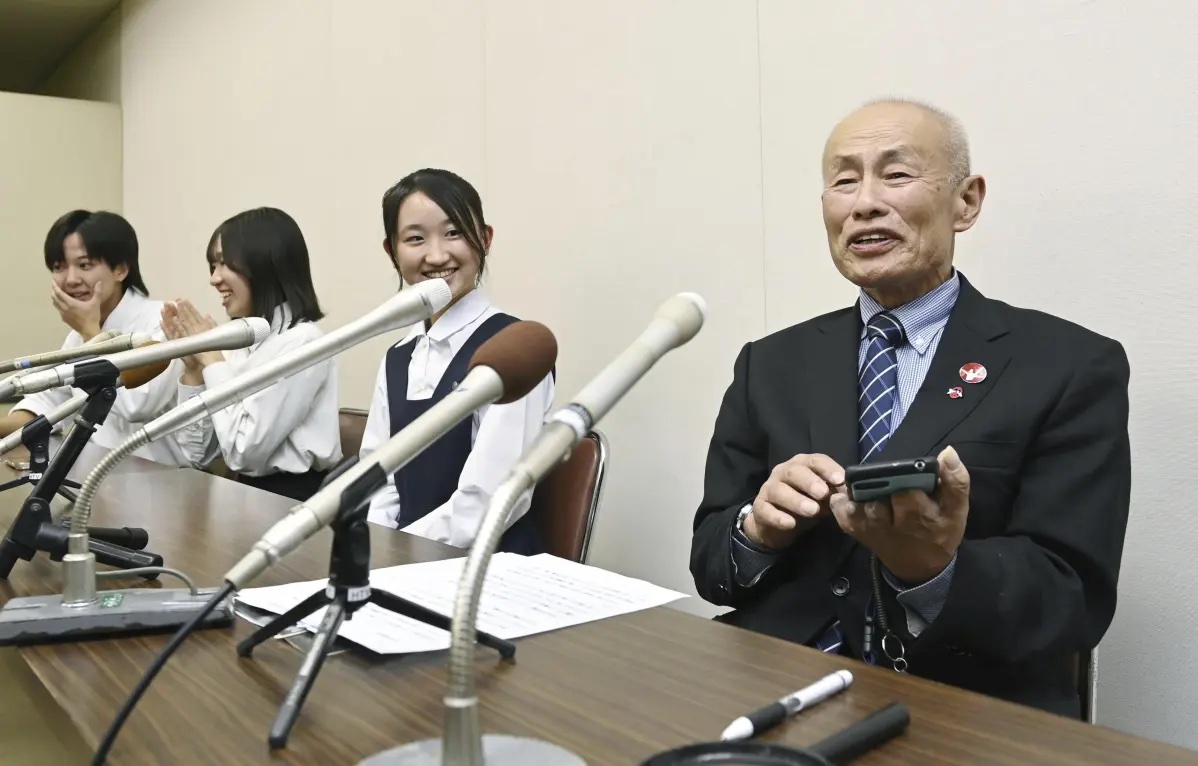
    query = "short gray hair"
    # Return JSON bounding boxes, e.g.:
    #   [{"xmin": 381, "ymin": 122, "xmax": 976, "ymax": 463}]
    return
[{"xmin": 860, "ymin": 98, "xmax": 972, "ymax": 186}]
